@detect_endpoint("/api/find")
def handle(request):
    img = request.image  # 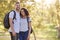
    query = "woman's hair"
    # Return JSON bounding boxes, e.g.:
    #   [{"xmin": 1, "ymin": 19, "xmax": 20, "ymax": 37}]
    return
[{"xmin": 20, "ymin": 8, "xmax": 29, "ymax": 18}]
